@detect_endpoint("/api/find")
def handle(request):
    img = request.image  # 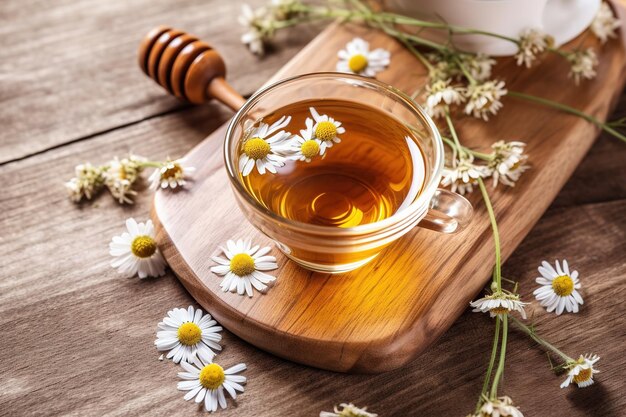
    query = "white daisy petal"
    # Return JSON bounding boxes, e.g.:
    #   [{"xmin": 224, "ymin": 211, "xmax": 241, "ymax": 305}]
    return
[
  {"xmin": 534, "ymin": 259, "xmax": 583, "ymax": 315},
  {"xmin": 177, "ymin": 357, "xmax": 246, "ymax": 412},
  {"xmin": 154, "ymin": 307, "xmax": 222, "ymax": 364},
  {"xmin": 210, "ymin": 239, "xmax": 278, "ymax": 297},
  {"xmin": 110, "ymin": 218, "xmax": 167, "ymax": 279}
]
